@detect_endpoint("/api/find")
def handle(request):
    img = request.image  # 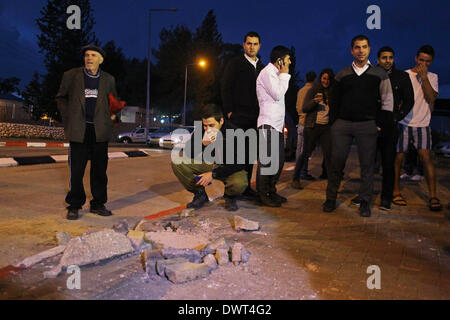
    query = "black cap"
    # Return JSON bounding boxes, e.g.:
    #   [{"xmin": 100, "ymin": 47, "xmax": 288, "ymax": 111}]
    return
[{"xmin": 81, "ymin": 45, "xmax": 106, "ymax": 59}]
